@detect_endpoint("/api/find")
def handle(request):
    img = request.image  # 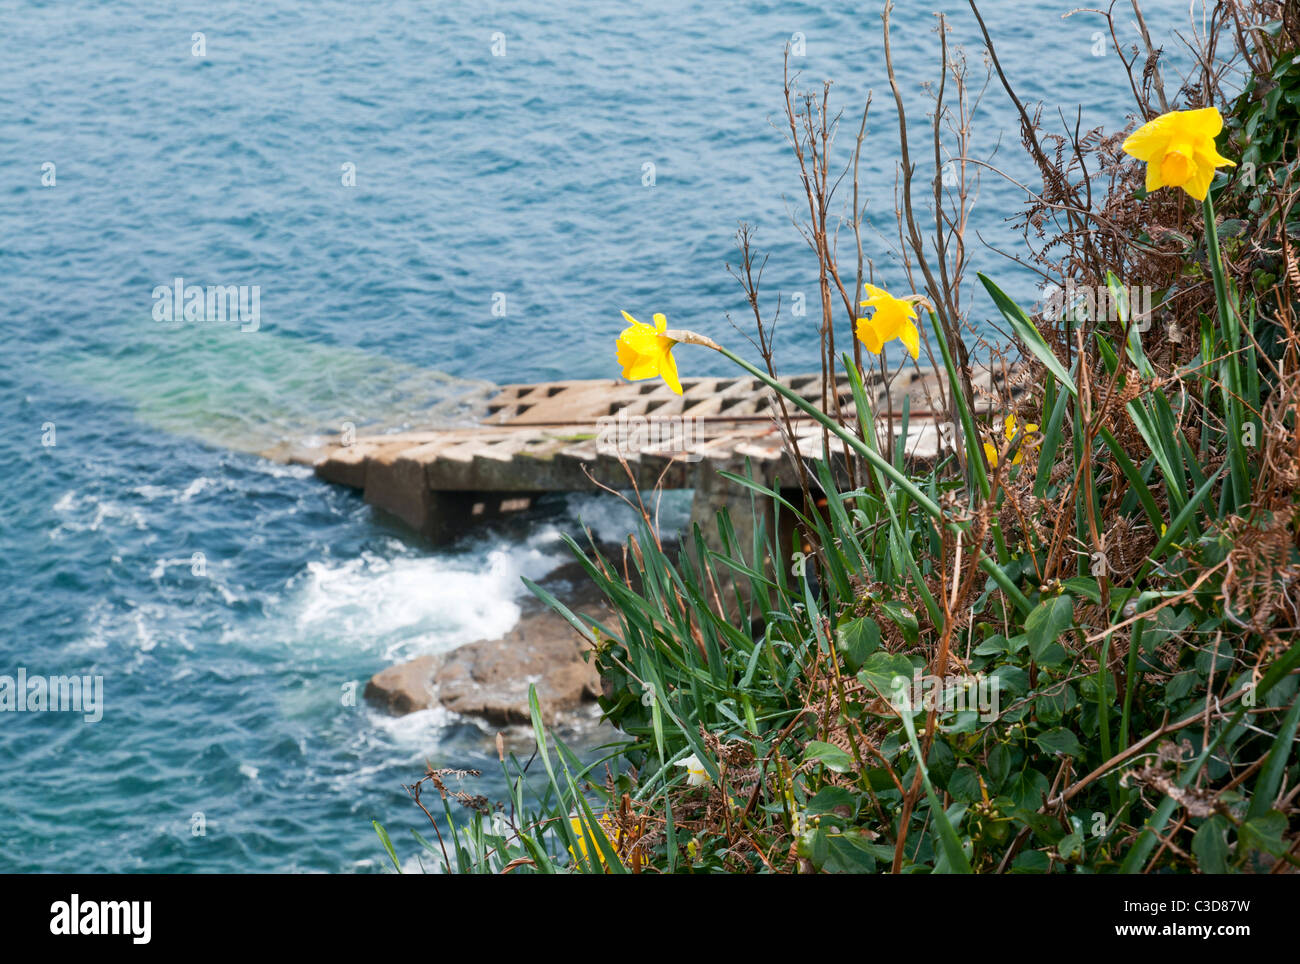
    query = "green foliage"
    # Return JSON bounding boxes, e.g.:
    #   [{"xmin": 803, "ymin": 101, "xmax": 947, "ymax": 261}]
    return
[
  {"xmin": 1221, "ymin": 34, "xmax": 1300, "ymax": 369},
  {"xmin": 383, "ymin": 218, "xmax": 1297, "ymax": 870},
  {"xmin": 1226, "ymin": 39, "xmax": 1300, "ymax": 223},
  {"xmin": 461, "ymin": 204, "xmax": 1299, "ymax": 874}
]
